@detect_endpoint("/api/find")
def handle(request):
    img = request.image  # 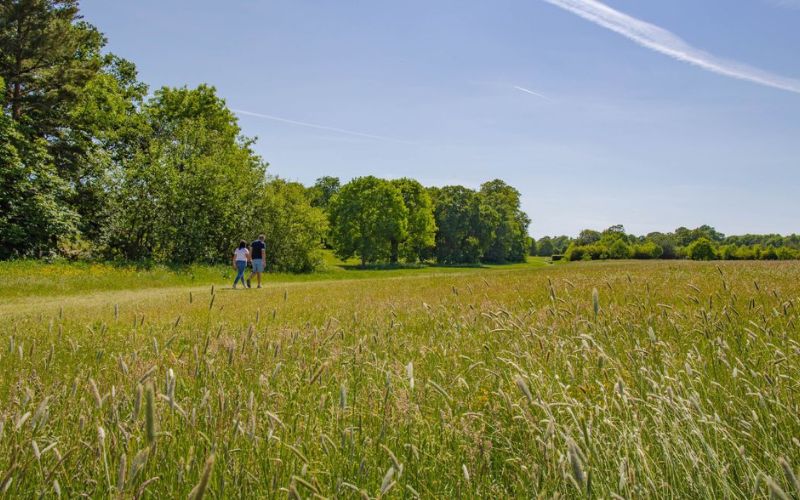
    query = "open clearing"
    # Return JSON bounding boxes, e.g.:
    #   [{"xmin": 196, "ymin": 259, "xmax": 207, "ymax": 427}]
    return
[{"xmin": 1, "ymin": 260, "xmax": 799, "ymax": 498}]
